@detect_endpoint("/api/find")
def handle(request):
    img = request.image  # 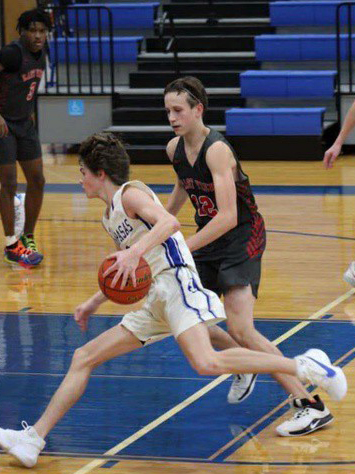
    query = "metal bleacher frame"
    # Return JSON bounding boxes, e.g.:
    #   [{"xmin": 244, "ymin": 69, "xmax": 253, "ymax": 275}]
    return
[
  {"xmin": 44, "ymin": 4, "xmax": 115, "ymax": 95},
  {"xmin": 38, "ymin": 4, "xmax": 115, "ymax": 144},
  {"xmin": 336, "ymin": 2, "xmax": 355, "ymax": 144}
]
